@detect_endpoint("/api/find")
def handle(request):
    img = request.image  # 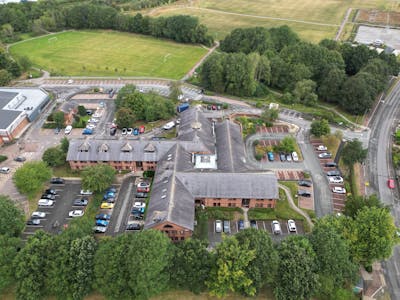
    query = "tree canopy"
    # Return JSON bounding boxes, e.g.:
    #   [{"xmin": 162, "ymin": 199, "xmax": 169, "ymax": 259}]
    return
[
  {"xmin": 81, "ymin": 164, "xmax": 115, "ymax": 193},
  {"xmin": 42, "ymin": 147, "xmax": 66, "ymax": 167},
  {"xmin": 344, "ymin": 194, "xmax": 383, "ymax": 218},
  {"xmin": 310, "ymin": 119, "xmax": 330, "ymax": 137},
  {"xmin": 341, "ymin": 139, "xmax": 367, "ymax": 167},
  {"xmin": 0, "ymin": 195, "xmax": 25, "ymax": 237}
]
